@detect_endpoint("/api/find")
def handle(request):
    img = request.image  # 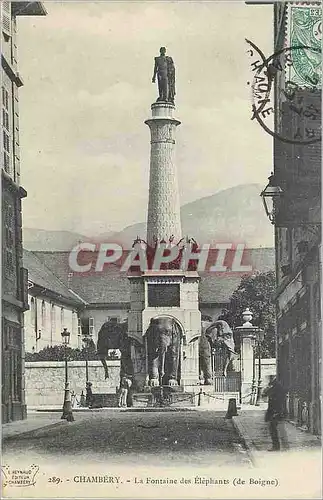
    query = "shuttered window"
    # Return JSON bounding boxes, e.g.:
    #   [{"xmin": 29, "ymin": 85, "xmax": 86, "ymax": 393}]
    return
[
  {"xmin": 30, "ymin": 298, "xmax": 36, "ymax": 327},
  {"xmin": 60, "ymin": 307, "xmax": 65, "ymax": 330},
  {"xmin": 77, "ymin": 317, "xmax": 82, "ymax": 336},
  {"xmin": 89, "ymin": 317, "xmax": 95, "ymax": 337},
  {"xmin": 2, "ymin": 86, "xmax": 11, "ymax": 174},
  {"xmin": 51, "ymin": 304, "xmax": 56, "ymax": 331},
  {"xmin": 2, "ymin": 2, "xmax": 11, "ymax": 39},
  {"xmin": 3, "ymin": 201, "xmax": 14, "ymax": 273},
  {"xmin": 41, "ymin": 300, "xmax": 46, "ymax": 330}
]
